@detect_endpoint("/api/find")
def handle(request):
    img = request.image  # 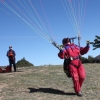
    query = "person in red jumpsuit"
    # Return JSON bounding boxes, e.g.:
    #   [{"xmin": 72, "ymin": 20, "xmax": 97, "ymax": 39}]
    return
[{"xmin": 58, "ymin": 38, "xmax": 90, "ymax": 97}]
